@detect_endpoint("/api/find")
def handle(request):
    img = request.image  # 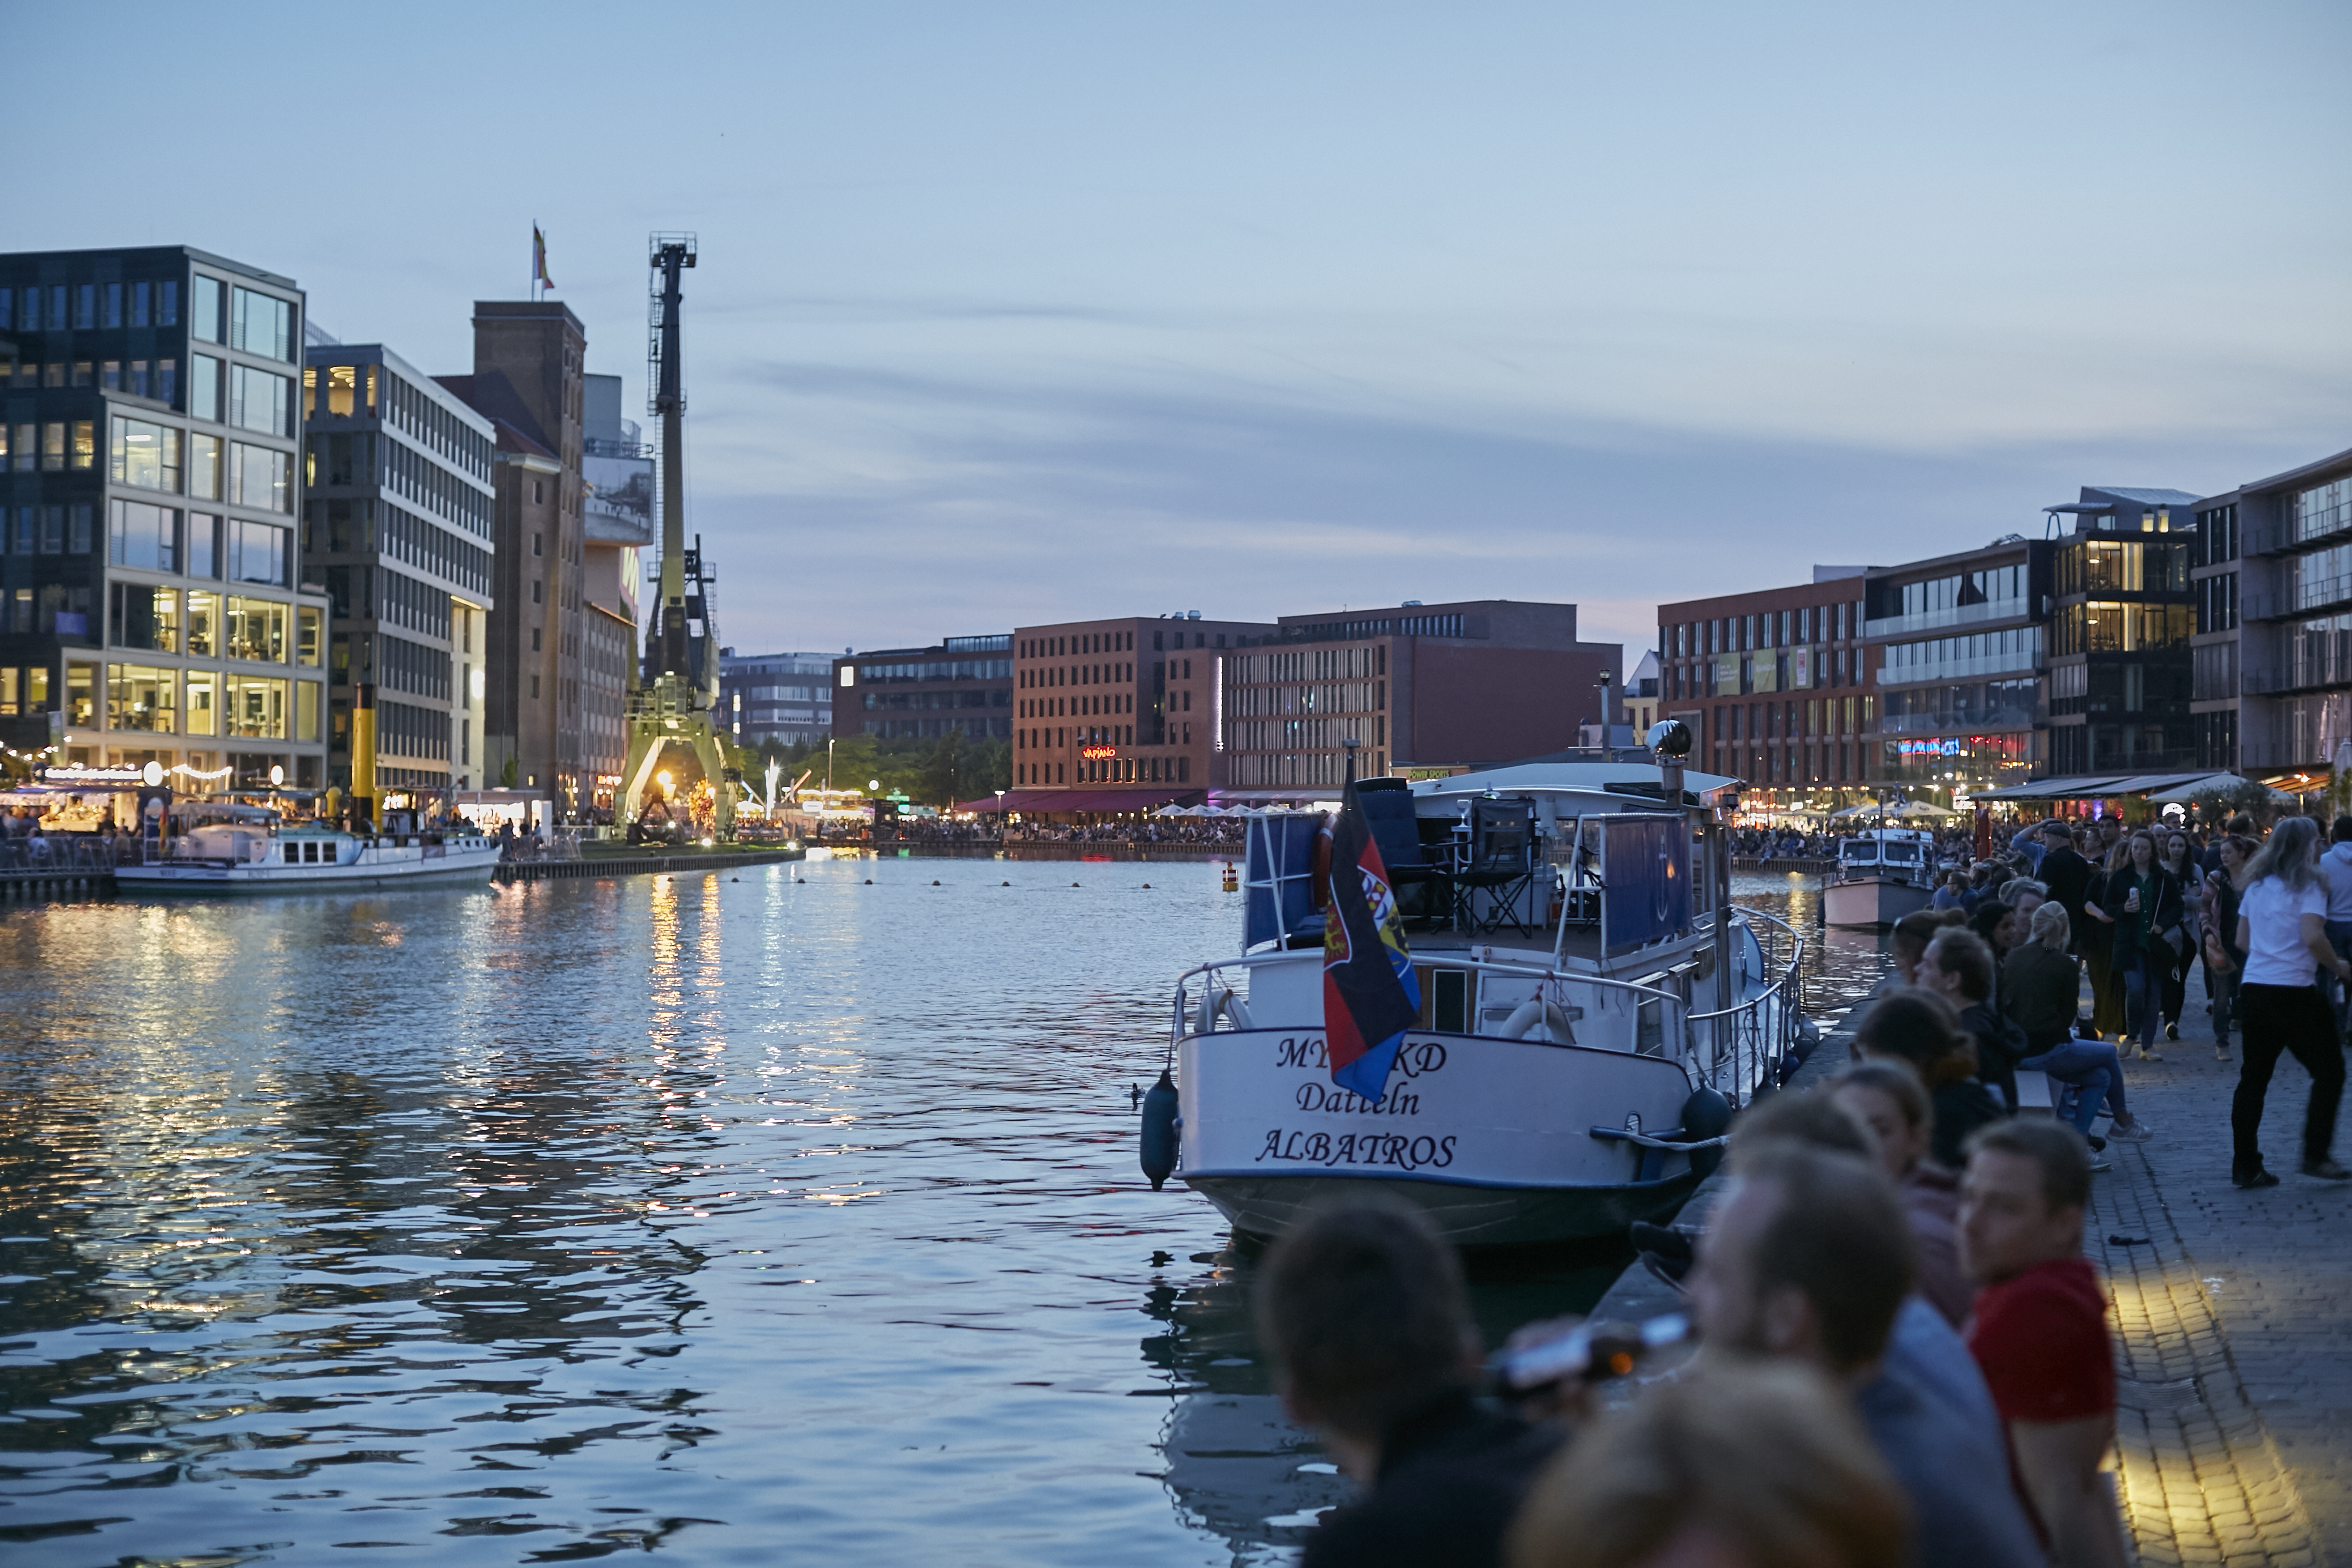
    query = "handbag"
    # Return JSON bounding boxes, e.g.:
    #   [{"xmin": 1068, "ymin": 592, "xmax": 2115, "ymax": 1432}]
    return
[{"xmin": 2202, "ymin": 920, "xmax": 2235, "ymax": 976}]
